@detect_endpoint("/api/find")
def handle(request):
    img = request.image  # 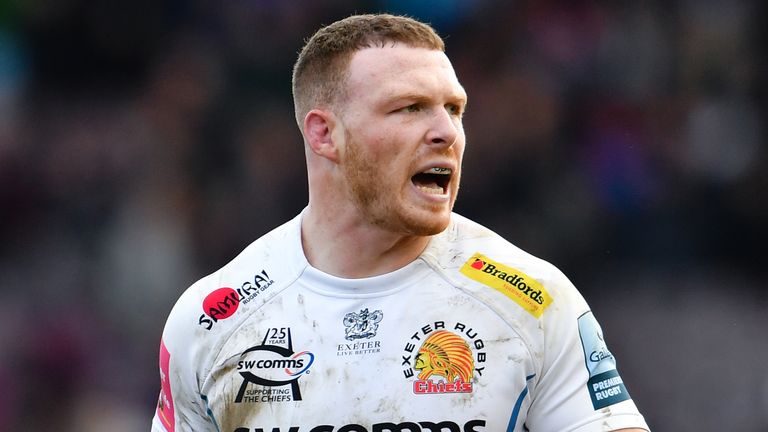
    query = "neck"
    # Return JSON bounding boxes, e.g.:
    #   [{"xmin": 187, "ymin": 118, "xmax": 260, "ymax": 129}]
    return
[{"xmin": 301, "ymin": 204, "xmax": 432, "ymax": 278}]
